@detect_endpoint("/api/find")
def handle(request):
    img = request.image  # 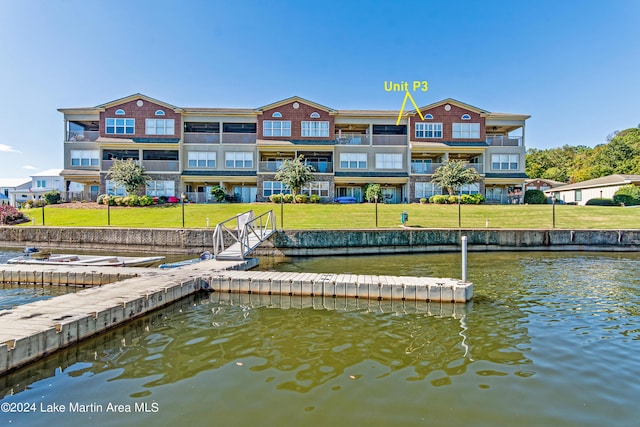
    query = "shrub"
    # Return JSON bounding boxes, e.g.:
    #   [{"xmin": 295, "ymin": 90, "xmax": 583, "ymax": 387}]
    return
[
  {"xmin": 43, "ymin": 190, "xmax": 61, "ymax": 205},
  {"xmin": 269, "ymin": 194, "xmax": 283, "ymax": 203},
  {"xmin": 294, "ymin": 194, "xmax": 308, "ymax": 203},
  {"xmin": 113, "ymin": 196, "xmax": 125, "ymax": 206},
  {"xmin": 283, "ymin": 194, "xmax": 294, "ymax": 203},
  {"xmin": 0, "ymin": 205, "xmax": 26, "ymax": 224},
  {"xmin": 586, "ymin": 198, "xmax": 616, "ymax": 206},
  {"xmin": 419, "ymin": 198, "xmax": 427, "ymax": 204},
  {"xmin": 429, "ymin": 195, "xmax": 448, "ymax": 204},
  {"xmin": 614, "ymin": 184, "xmax": 640, "ymax": 206},
  {"xmin": 210, "ymin": 185, "xmax": 226, "ymax": 202},
  {"xmin": 309, "ymin": 194, "xmax": 321, "ymax": 203},
  {"xmin": 448, "ymin": 195, "xmax": 459, "ymax": 204},
  {"xmin": 158, "ymin": 196, "xmax": 167, "ymax": 204},
  {"xmin": 524, "ymin": 189, "xmax": 546, "ymax": 204},
  {"xmin": 470, "ymin": 194, "xmax": 486, "ymax": 204},
  {"xmin": 97, "ymin": 194, "xmax": 108, "ymax": 205},
  {"xmin": 139, "ymin": 195, "xmax": 153, "ymax": 206}
]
